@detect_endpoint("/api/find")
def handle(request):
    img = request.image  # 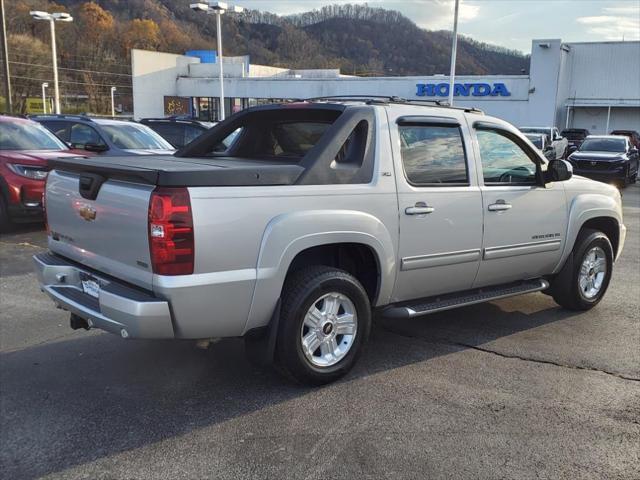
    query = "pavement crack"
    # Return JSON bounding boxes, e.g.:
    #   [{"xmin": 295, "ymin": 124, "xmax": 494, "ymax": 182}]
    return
[{"xmin": 379, "ymin": 325, "xmax": 640, "ymax": 383}]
